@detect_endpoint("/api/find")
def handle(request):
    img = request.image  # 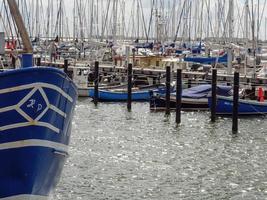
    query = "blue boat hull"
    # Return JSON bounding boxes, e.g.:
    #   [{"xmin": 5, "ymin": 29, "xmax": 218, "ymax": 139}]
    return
[
  {"xmin": 184, "ymin": 54, "xmax": 228, "ymax": 64},
  {"xmin": 0, "ymin": 67, "xmax": 77, "ymax": 199},
  {"xmin": 208, "ymin": 95, "xmax": 267, "ymax": 115},
  {"xmin": 89, "ymin": 87, "xmax": 167, "ymax": 101}
]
